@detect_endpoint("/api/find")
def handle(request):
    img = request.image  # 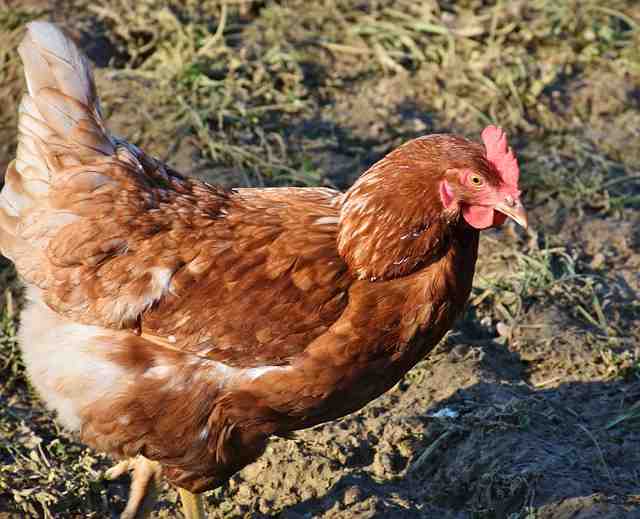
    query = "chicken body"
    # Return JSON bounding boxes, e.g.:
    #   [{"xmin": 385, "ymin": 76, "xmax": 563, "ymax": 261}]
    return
[{"xmin": 1, "ymin": 21, "xmax": 526, "ymax": 509}]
